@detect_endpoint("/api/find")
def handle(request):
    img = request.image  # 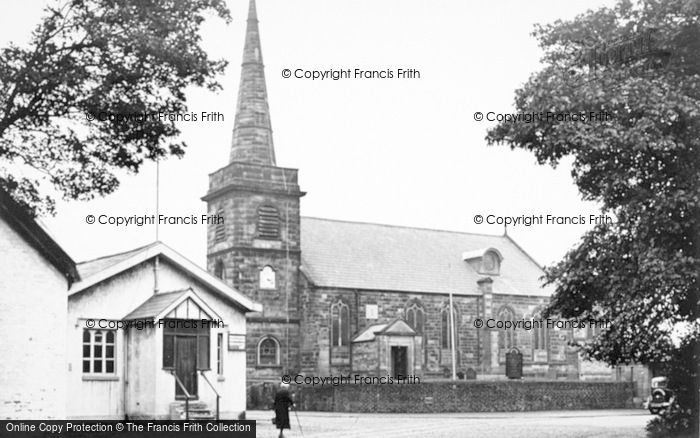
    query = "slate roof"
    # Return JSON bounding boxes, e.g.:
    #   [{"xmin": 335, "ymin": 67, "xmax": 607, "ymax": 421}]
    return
[
  {"xmin": 352, "ymin": 319, "xmax": 417, "ymax": 343},
  {"xmin": 379, "ymin": 319, "xmax": 417, "ymax": 336},
  {"xmin": 0, "ymin": 188, "xmax": 78, "ymax": 284},
  {"xmin": 123, "ymin": 289, "xmax": 188, "ymax": 320},
  {"xmin": 300, "ymin": 217, "xmax": 553, "ymax": 297},
  {"xmin": 352, "ymin": 324, "xmax": 387, "ymax": 343},
  {"xmin": 76, "ymin": 242, "xmax": 157, "ymax": 279},
  {"xmin": 71, "ymin": 241, "xmax": 262, "ymax": 312}
]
